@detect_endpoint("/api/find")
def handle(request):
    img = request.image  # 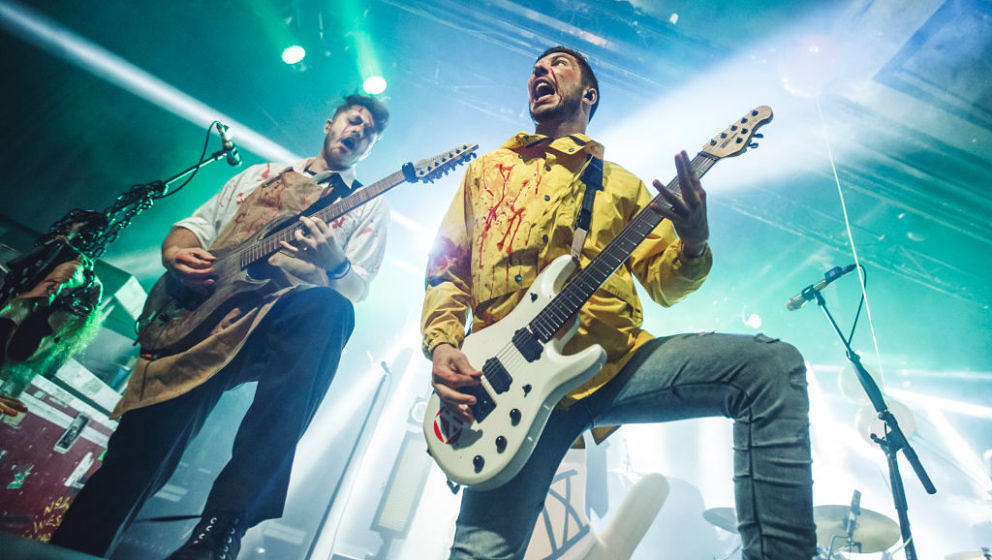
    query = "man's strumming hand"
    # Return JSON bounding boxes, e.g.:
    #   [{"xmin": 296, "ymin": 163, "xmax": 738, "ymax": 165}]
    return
[{"xmin": 431, "ymin": 343, "xmax": 483, "ymax": 423}]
